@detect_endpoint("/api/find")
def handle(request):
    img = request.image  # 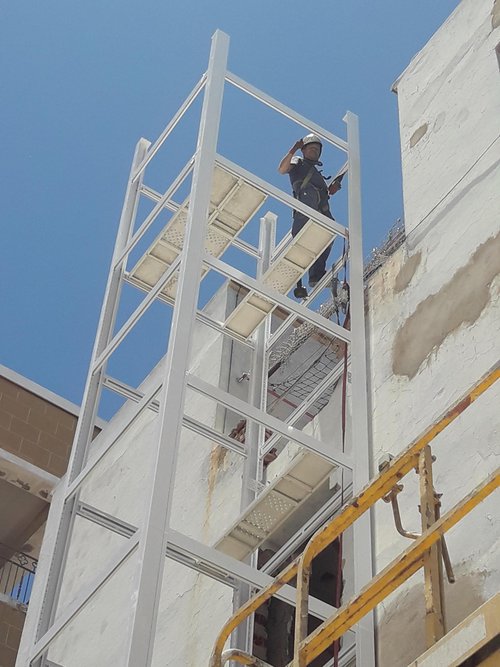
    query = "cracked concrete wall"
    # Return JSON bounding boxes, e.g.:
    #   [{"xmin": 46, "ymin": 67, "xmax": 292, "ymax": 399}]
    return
[
  {"xmin": 393, "ymin": 230, "xmax": 500, "ymax": 379},
  {"xmin": 396, "ymin": 0, "xmax": 500, "ymax": 240},
  {"xmin": 369, "ymin": 1, "xmax": 500, "ymax": 664}
]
